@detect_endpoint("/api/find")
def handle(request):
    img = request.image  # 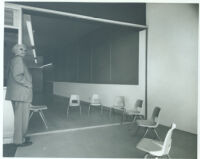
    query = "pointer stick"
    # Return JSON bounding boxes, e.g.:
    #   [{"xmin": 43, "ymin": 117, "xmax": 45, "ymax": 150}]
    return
[
  {"xmin": 26, "ymin": 20, "xmax": 37, "ymax": 63},
  {"xmin": 40, "ymin": 63, "xmax": 53, "ymax": 69}
]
